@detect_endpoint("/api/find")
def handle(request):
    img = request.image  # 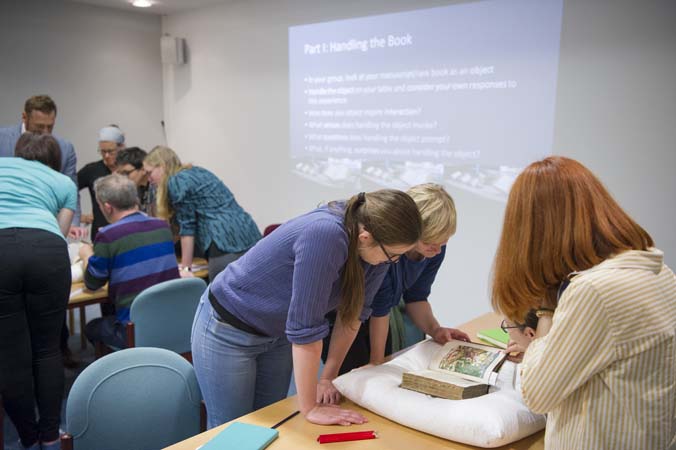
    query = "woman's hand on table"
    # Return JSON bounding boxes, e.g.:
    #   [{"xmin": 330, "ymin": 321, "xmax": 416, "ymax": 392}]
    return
[
  {"xmin": 306, "ymin": 404, "xmax": 368, "ymax": 426},
  {"xmin": 316, "ymin": 378, "xmax": 341, "ymax": 404}
]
